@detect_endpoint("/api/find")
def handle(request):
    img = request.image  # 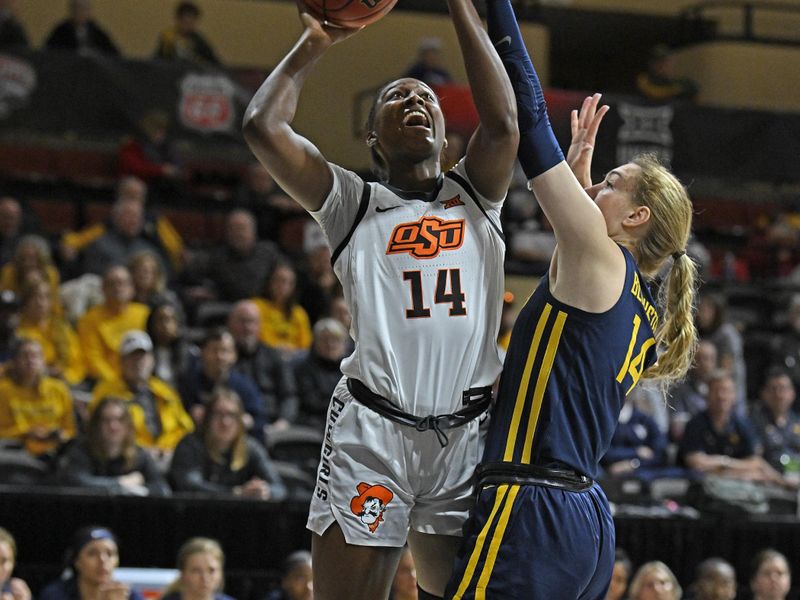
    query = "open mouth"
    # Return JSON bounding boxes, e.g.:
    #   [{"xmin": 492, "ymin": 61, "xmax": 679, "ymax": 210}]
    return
[{"xmin": 402, "ymin": 110, "xmax": 431, "ymax": 129}]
